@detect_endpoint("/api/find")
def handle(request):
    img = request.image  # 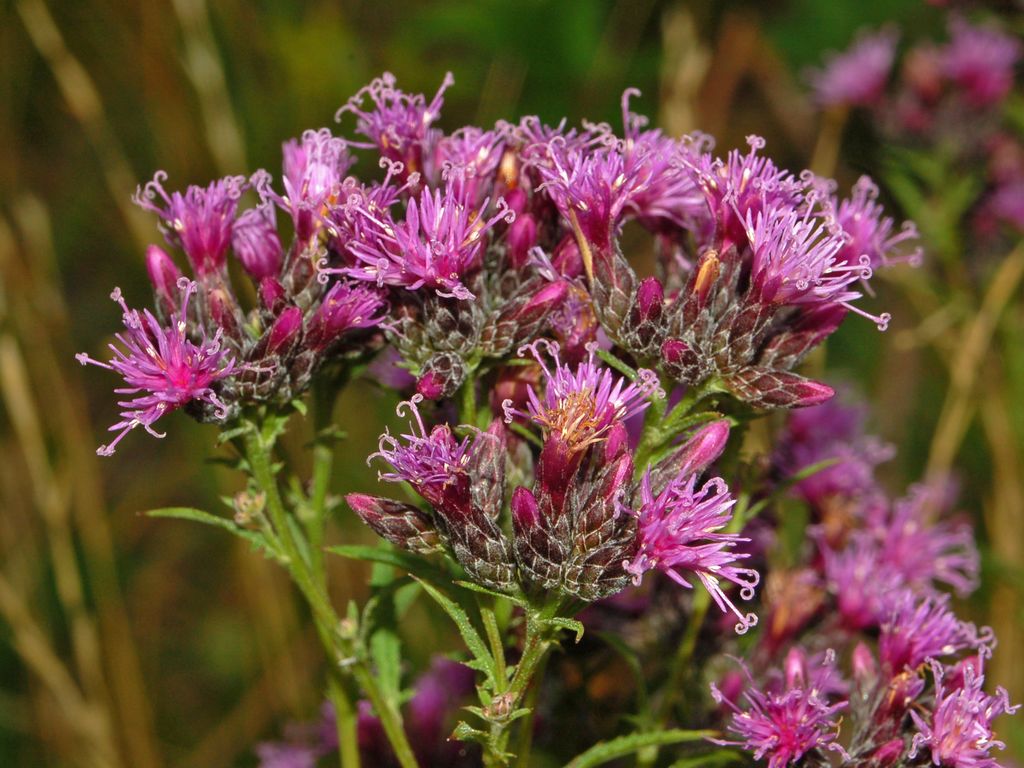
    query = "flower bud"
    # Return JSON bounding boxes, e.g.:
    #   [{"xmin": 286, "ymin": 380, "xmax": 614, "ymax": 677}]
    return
[
  {"xmin": 784, "ymin": 647, "xmax": 808, "ymax": 689},
  {"xmin": 266, "ymin": 306, "xmax": 303, "ymax": 357},
  {"xmin": 416, "ymin": 371, "xmax": 446, "ymax": 400},
  {"xmin": 145, "ymin": 245, "xmax": 183, "ymax": 319},
  {"xmin": 552, "ymin": 233, "xmax": 584, "ymax": 279},
  {"xmin": 507, "ymin": 213, "xmax": 538, "ymax": 267},
  {"xmin": 852, "ymin": 641, "xmax": 878, "ymax": 688},
  {"xmin": 633, "ymin": 277, "xmax": 664, "ymax": 325},
  {"xmin": 514, "ymin": 280, "xmax": 568, "ymax": 327},
  {"xmin": 205, "ymin": 283, "xmax": 244, "ymax": 344},
  {"xmin": 232, "ymin": 206, "xmax": 283, "ymax": 281},
  {"xmin": 868, "ymin": 738, "xmax": 905, "ymax": 767},
  {"xmin": 259, "ymin": 277, "xmax": 287, "ymax": 313},
  {"xmin": 346, "ymin": 493, "xmax": 439, "ymax": 553}
]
